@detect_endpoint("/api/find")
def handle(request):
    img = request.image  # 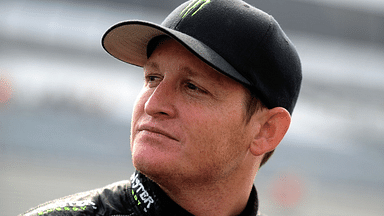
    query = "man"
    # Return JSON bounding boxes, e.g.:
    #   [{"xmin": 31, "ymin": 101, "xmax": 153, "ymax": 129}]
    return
[{"xmin": 21, "ymin": 0, "xmax": 301, "ymax": 215}]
